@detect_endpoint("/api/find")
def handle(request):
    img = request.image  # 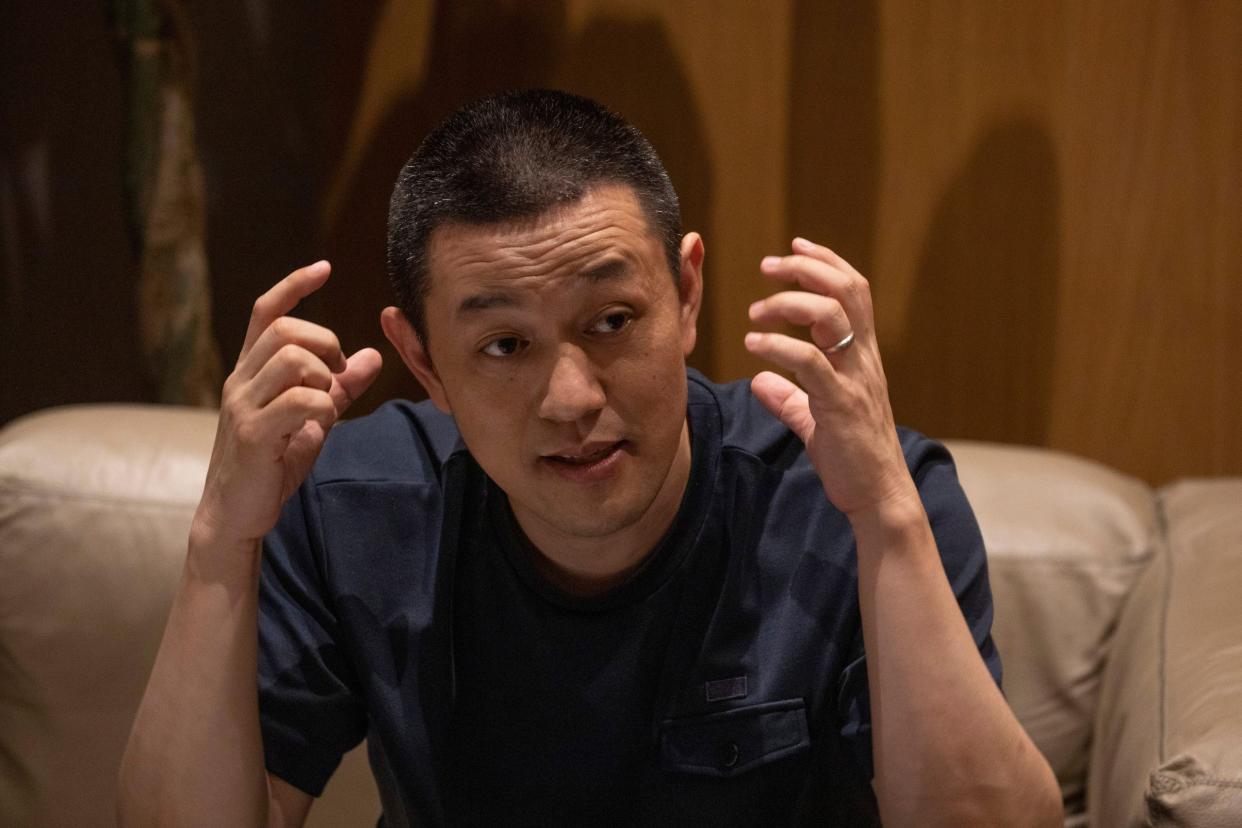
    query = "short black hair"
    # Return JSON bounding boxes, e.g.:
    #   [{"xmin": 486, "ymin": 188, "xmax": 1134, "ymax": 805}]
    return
[{"xmin": 386, "ymin": 89, "xmax": 682, "ymax": 344}]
